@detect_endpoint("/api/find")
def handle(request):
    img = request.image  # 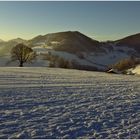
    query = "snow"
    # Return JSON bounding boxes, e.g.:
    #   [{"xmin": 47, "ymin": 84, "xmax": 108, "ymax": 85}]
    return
[
  {"xmin": 50, "ymin": 51, "xmax": 95, "ymax": 66},
  {"xmin": 0, "ymin": 67, "xmax": 139, "ymax": 139},
  {"xmin": 0, "ymin": 55, "xmax": 49, "ymax": 67},
  {"xmin": 51, "ymin": 41, "xmax": 60, "ymax": 45},
  {"xmin": 0, "ymin": 55, "xmax": 11, "ymax": 66},
  {"xmin": 132, "ymin": 65, "xmax": 140, "ymax": 75},
  {"xmin": 88, "ymin": 51, "xmax": 129, "ymax": 66},
  {"xmin": 0, "ymin": 43, "xmax": 137, "ymax": 71},
  {"xmin": 107, "ymin": 68, "xmax": 123, "ymax": 74},
  {"xmin": 87, "ymin": 44, "xmax": 135, "ymax": 67},
  {"xmin": 32, "ymin": 46, "xmax": 51, "ymax": 55}
]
